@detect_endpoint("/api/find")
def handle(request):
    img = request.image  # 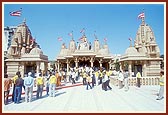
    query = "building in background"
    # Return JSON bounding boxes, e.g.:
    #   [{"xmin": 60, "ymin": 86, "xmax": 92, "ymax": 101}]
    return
[
  {"xmin": 120, "ymin": 13, "xmax": 162, "ymax": 78},
  {"xmin": 5, "ymin": 19, "xmax": 48, "ymax": 78},
  {"xmin": 4, "ymin": 26, "xmax": 17, "ymax": 58},
  {"xmin": 56, "ymin": 34, "xmax": 113, "ymax": 72}
]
